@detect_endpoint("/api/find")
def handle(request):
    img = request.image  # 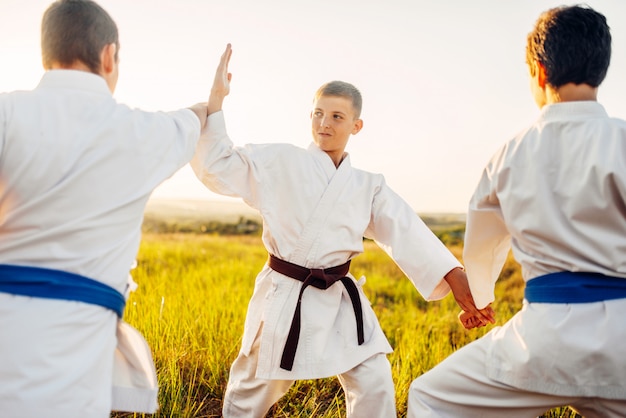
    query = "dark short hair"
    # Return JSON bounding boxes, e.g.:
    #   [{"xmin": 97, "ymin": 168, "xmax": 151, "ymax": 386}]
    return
[
  {"xmin": 41, "ymin": 0, "xmax": 119, "ymax": 74},
  {"xmin": 314, "ymin": 81, "xmax": 363, "ymax": 119},
  {"xmin": 526, "ymin": 5, "xmax": 611, "ymax": 88}
]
